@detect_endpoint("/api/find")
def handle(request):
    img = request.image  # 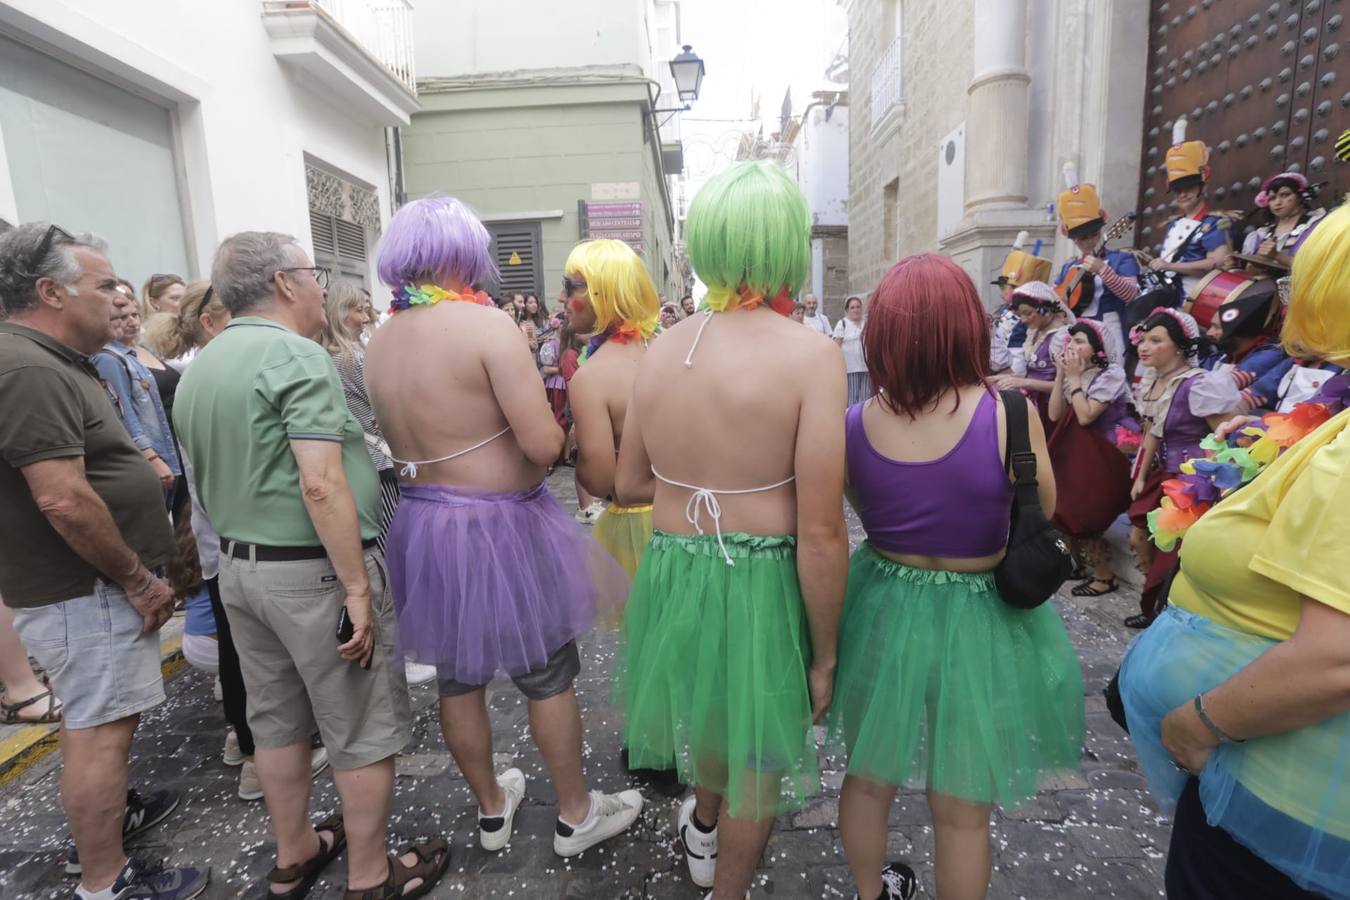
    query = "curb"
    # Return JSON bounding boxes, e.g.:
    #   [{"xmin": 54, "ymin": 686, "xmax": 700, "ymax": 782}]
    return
[{"xmin": 0, "ymin": 636, "xmax": 185, "ymax": 788}]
